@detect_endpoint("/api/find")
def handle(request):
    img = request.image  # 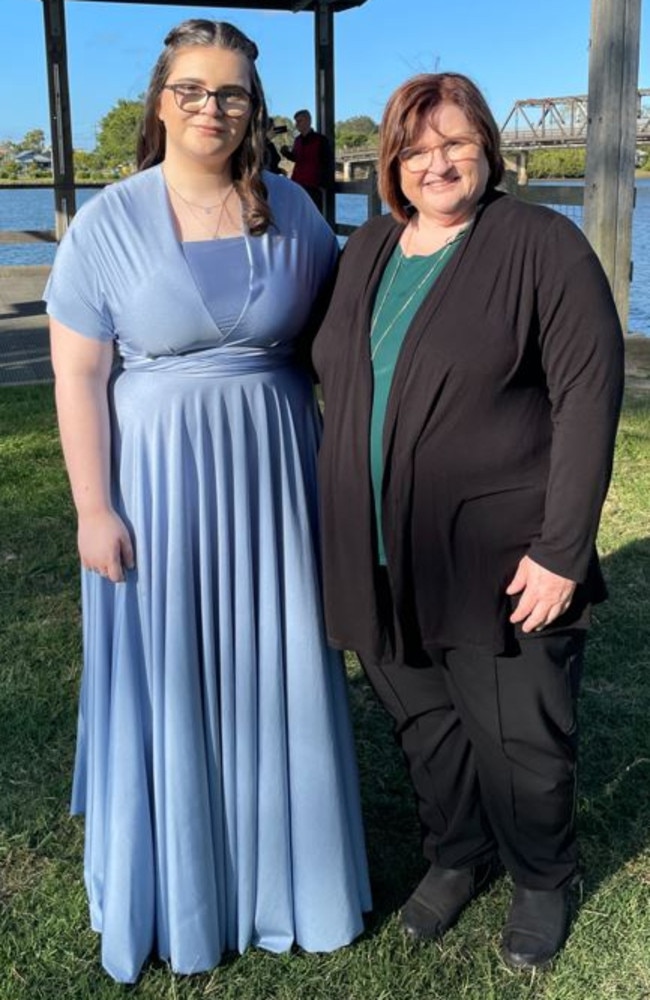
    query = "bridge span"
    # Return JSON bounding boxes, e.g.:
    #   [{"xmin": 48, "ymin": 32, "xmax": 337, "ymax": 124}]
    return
[
  {"xmin": 500, "ymin": 89, "xmax": 650, "ymax": 148},
  {"xmin": 336, "ymin": 89, "xmax": 650, "ymax": 179}
]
